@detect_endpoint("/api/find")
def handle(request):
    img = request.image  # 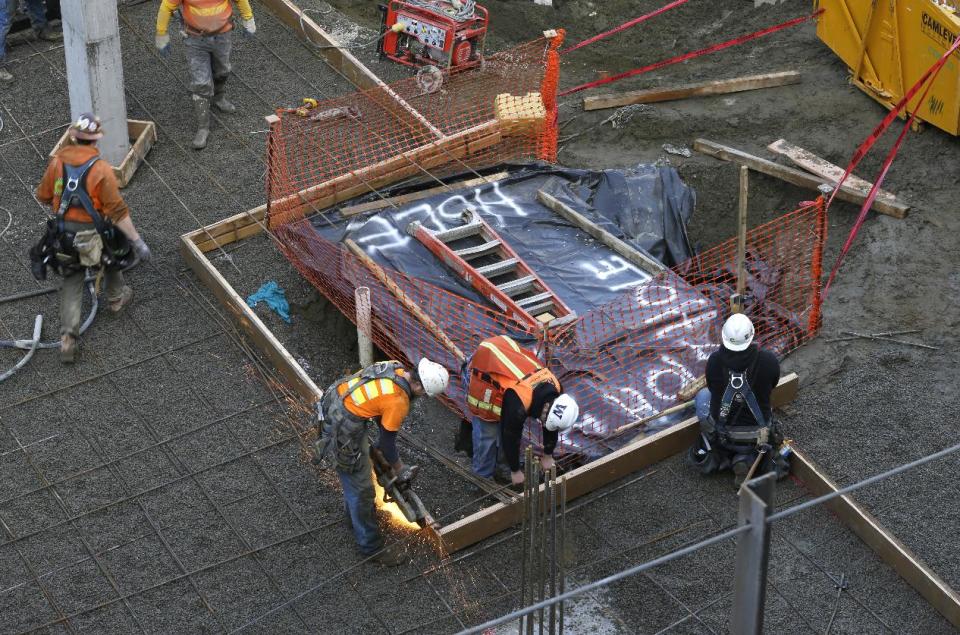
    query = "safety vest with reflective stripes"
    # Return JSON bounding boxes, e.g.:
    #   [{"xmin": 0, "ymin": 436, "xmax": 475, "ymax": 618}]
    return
[
  {"xmin": 180, "ymin": 0, "xmax": 235, "ymax": 35},
  {"xmin": 467, "ymin": 336, "xmax": 561, "ymax": 422},
  {"xmin": 335, "ymin": 361, "xmax": 413, "ymax": 431}
]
